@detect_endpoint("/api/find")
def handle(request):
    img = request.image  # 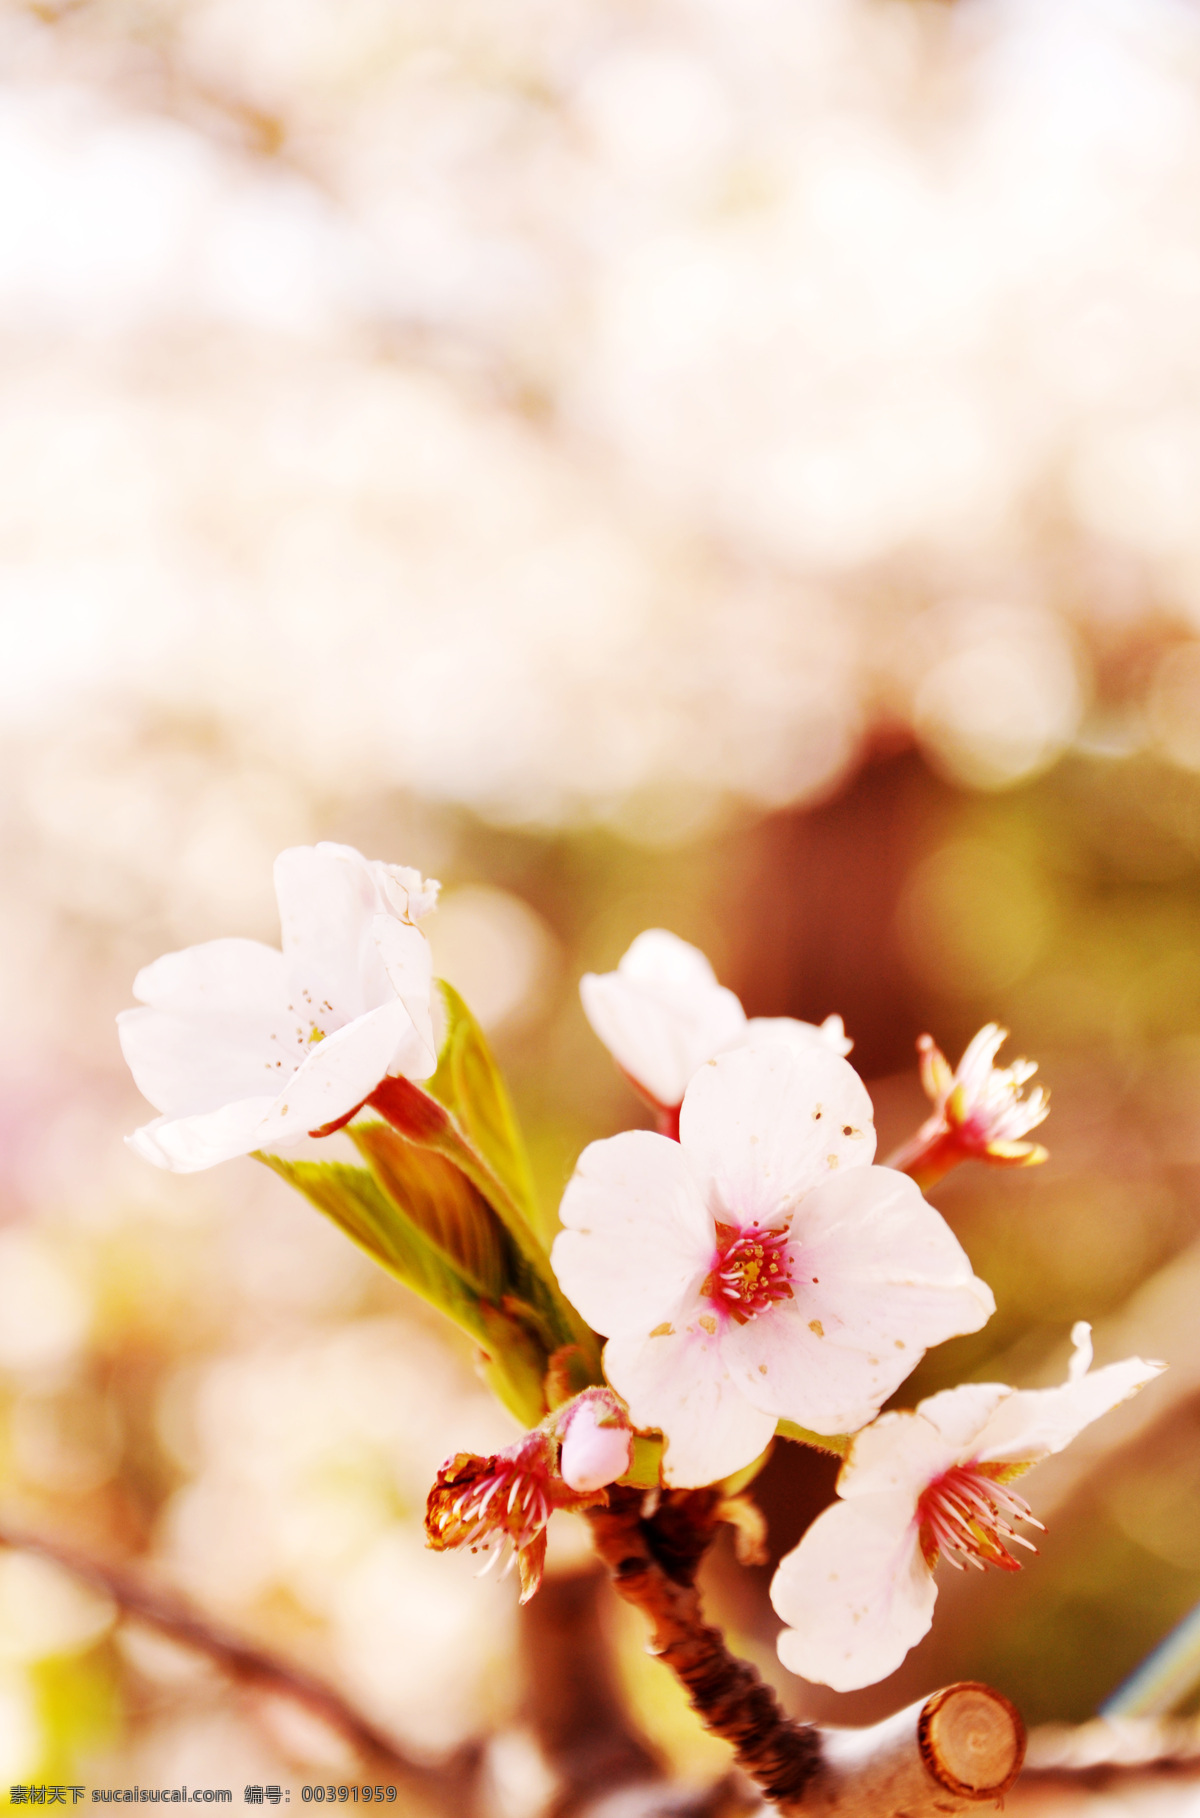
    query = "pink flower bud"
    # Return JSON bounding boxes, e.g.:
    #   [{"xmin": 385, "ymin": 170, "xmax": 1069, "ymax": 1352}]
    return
[{"xmin": 559, "ymin": 1391, "xmax": 633, "ymax": 1493}]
